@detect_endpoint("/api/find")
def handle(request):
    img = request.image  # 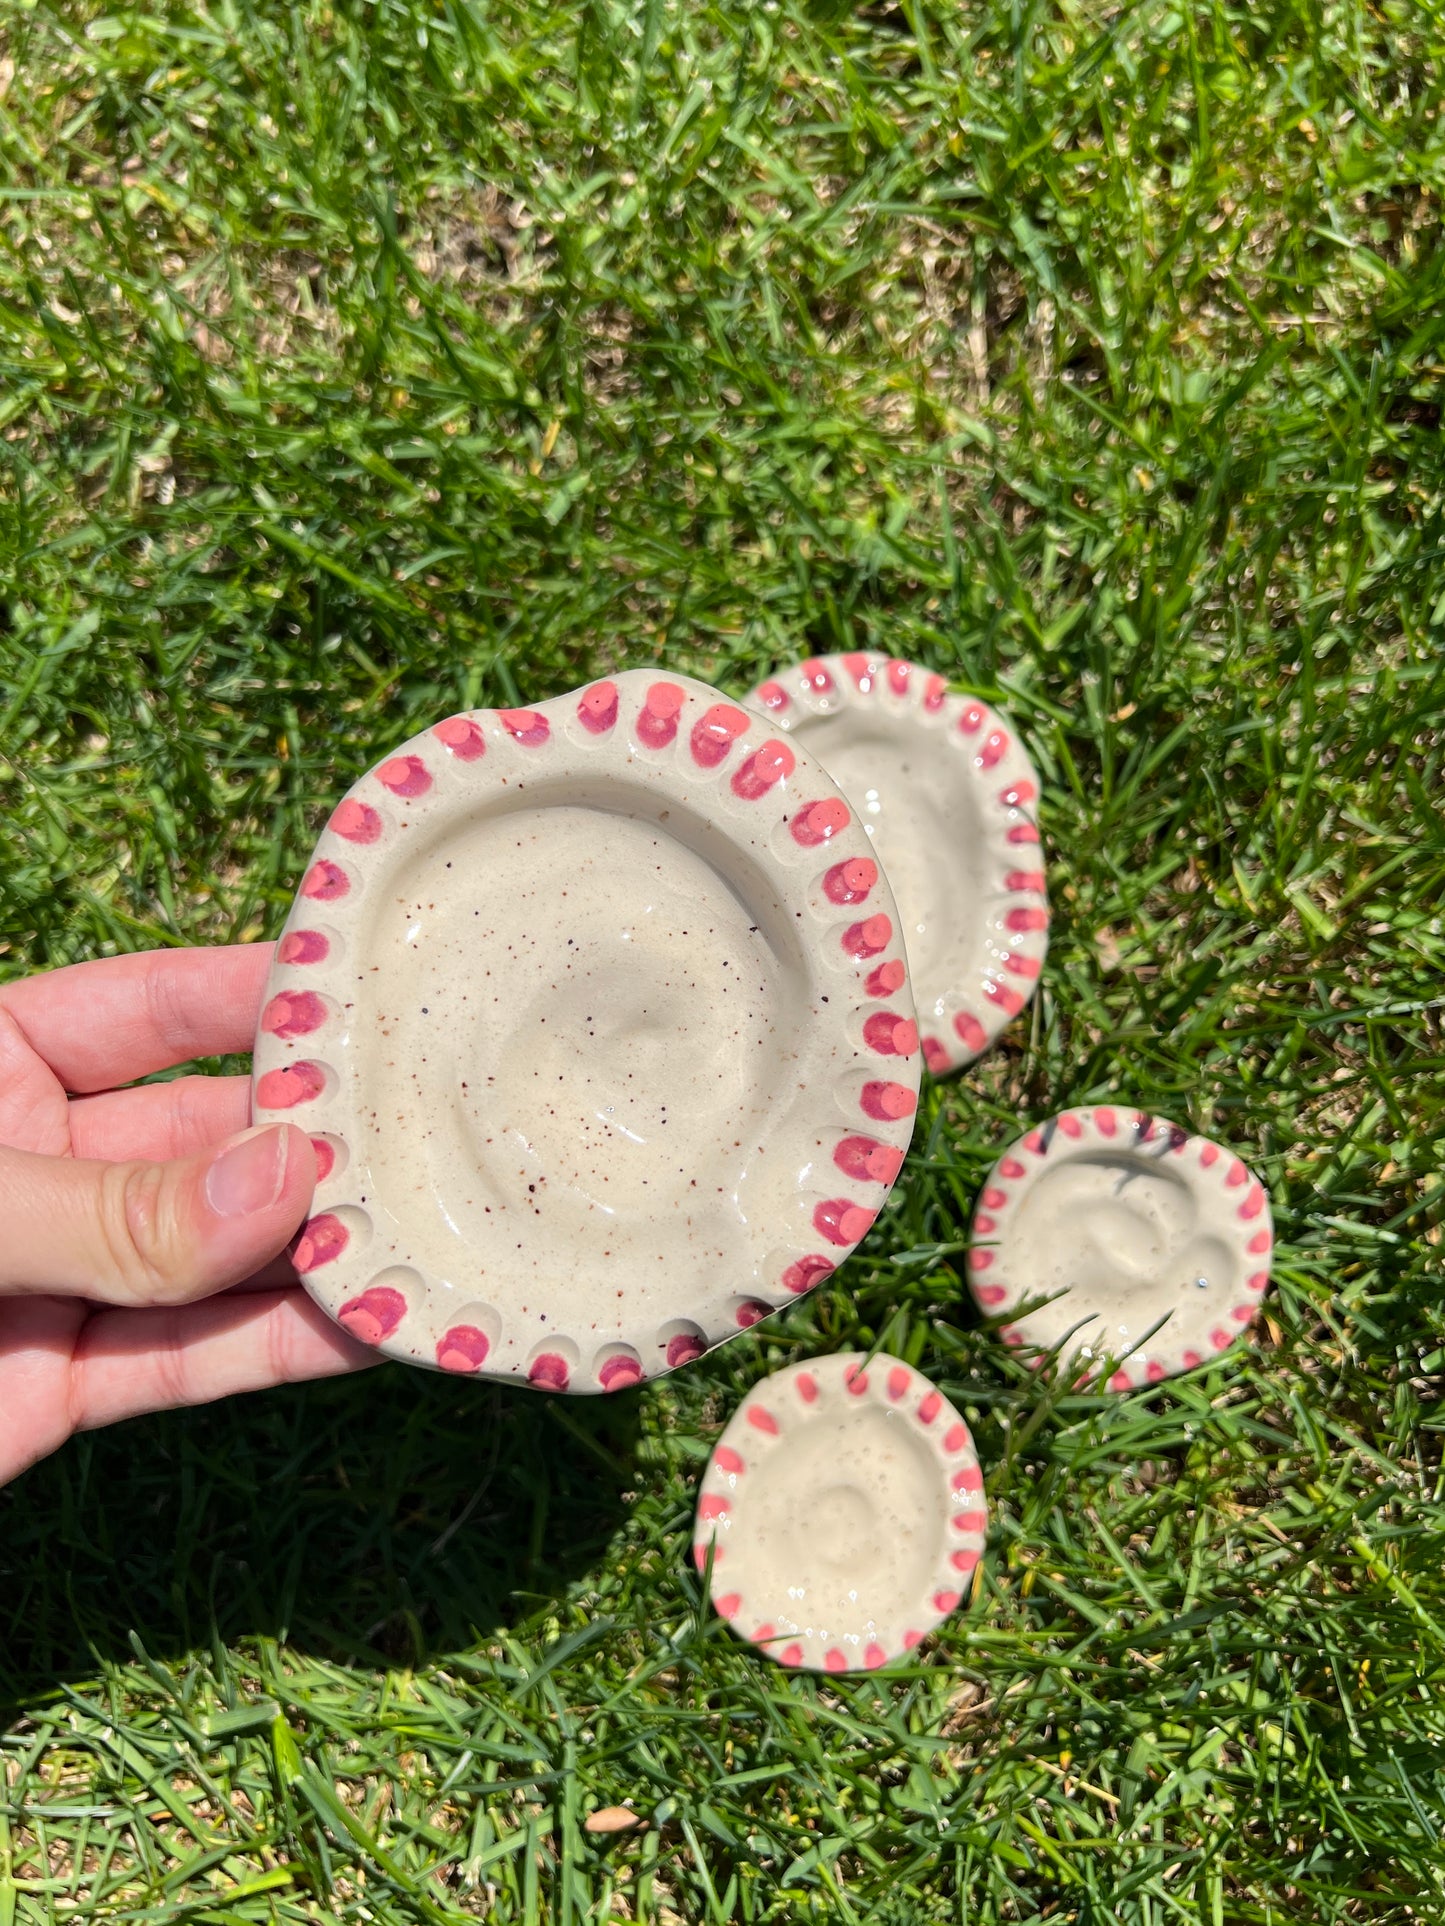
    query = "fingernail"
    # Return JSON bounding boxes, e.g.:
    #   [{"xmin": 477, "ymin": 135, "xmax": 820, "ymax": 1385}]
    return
[{"xmin": 205, "ymin": 1126, "xmax": 289, "ymax": 1217}]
